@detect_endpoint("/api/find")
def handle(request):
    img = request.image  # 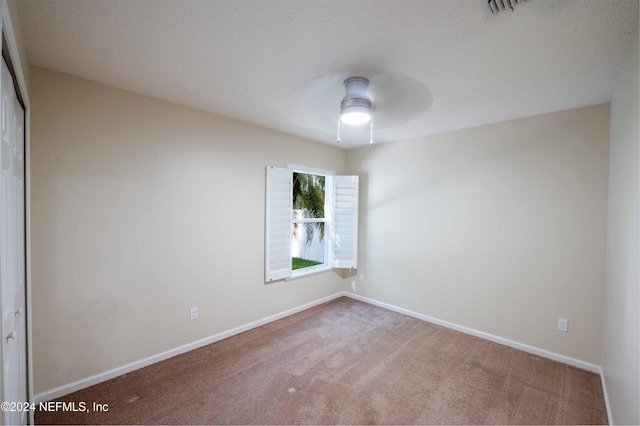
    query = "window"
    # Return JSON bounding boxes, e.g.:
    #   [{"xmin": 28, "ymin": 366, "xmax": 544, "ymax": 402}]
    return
[
  {"xmin": 265, "ymin": 165, "xmax": 358, "ymax": 282},
  {"xmin": 292, "ymin": 171, "xmax": 326, "ymax": 272}
]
